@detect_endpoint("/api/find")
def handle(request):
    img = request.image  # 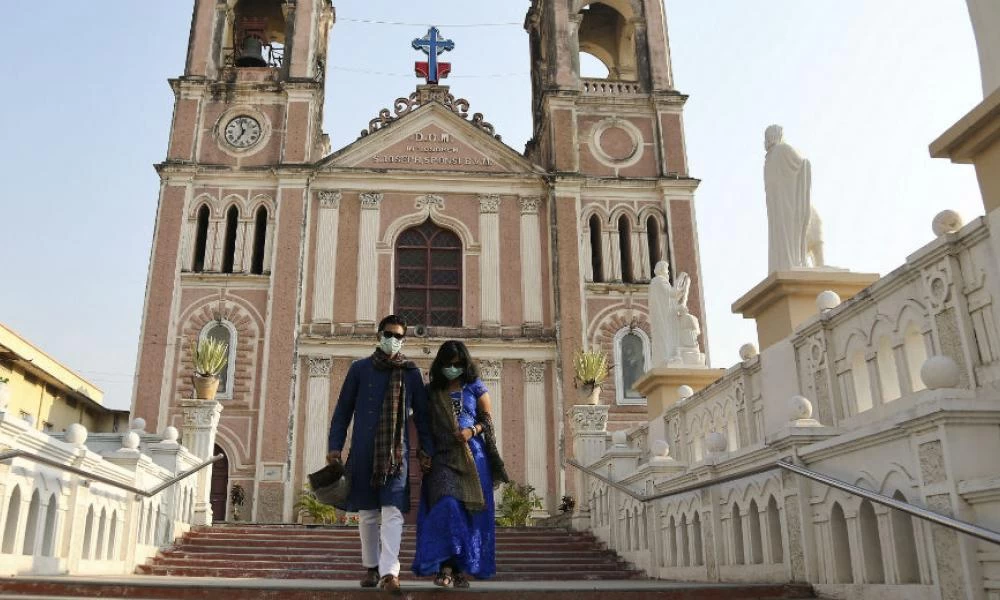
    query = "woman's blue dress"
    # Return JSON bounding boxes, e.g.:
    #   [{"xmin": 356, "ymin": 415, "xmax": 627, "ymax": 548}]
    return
[{"xmin": 412, "ymin": 379, "xmax": 496, "ymax": 578}]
